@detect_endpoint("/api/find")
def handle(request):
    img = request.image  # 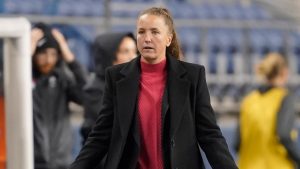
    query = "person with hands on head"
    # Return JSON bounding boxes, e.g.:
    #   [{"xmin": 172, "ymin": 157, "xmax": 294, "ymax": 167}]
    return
[
  {"xmin": 70, "ymin": 7, "xmax": 237, "ymax": 169},
  {"xmin": 31, "ymin": 23, "xmax": 87, "ymax": 169}
]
